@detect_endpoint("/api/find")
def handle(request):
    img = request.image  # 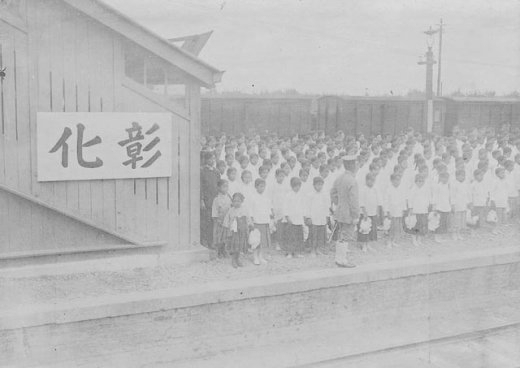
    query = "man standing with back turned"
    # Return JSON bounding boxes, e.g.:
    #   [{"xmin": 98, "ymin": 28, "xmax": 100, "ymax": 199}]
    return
[{"xmin": 331, "ymin": 154, "xmax": 359, "ymax": 268}]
